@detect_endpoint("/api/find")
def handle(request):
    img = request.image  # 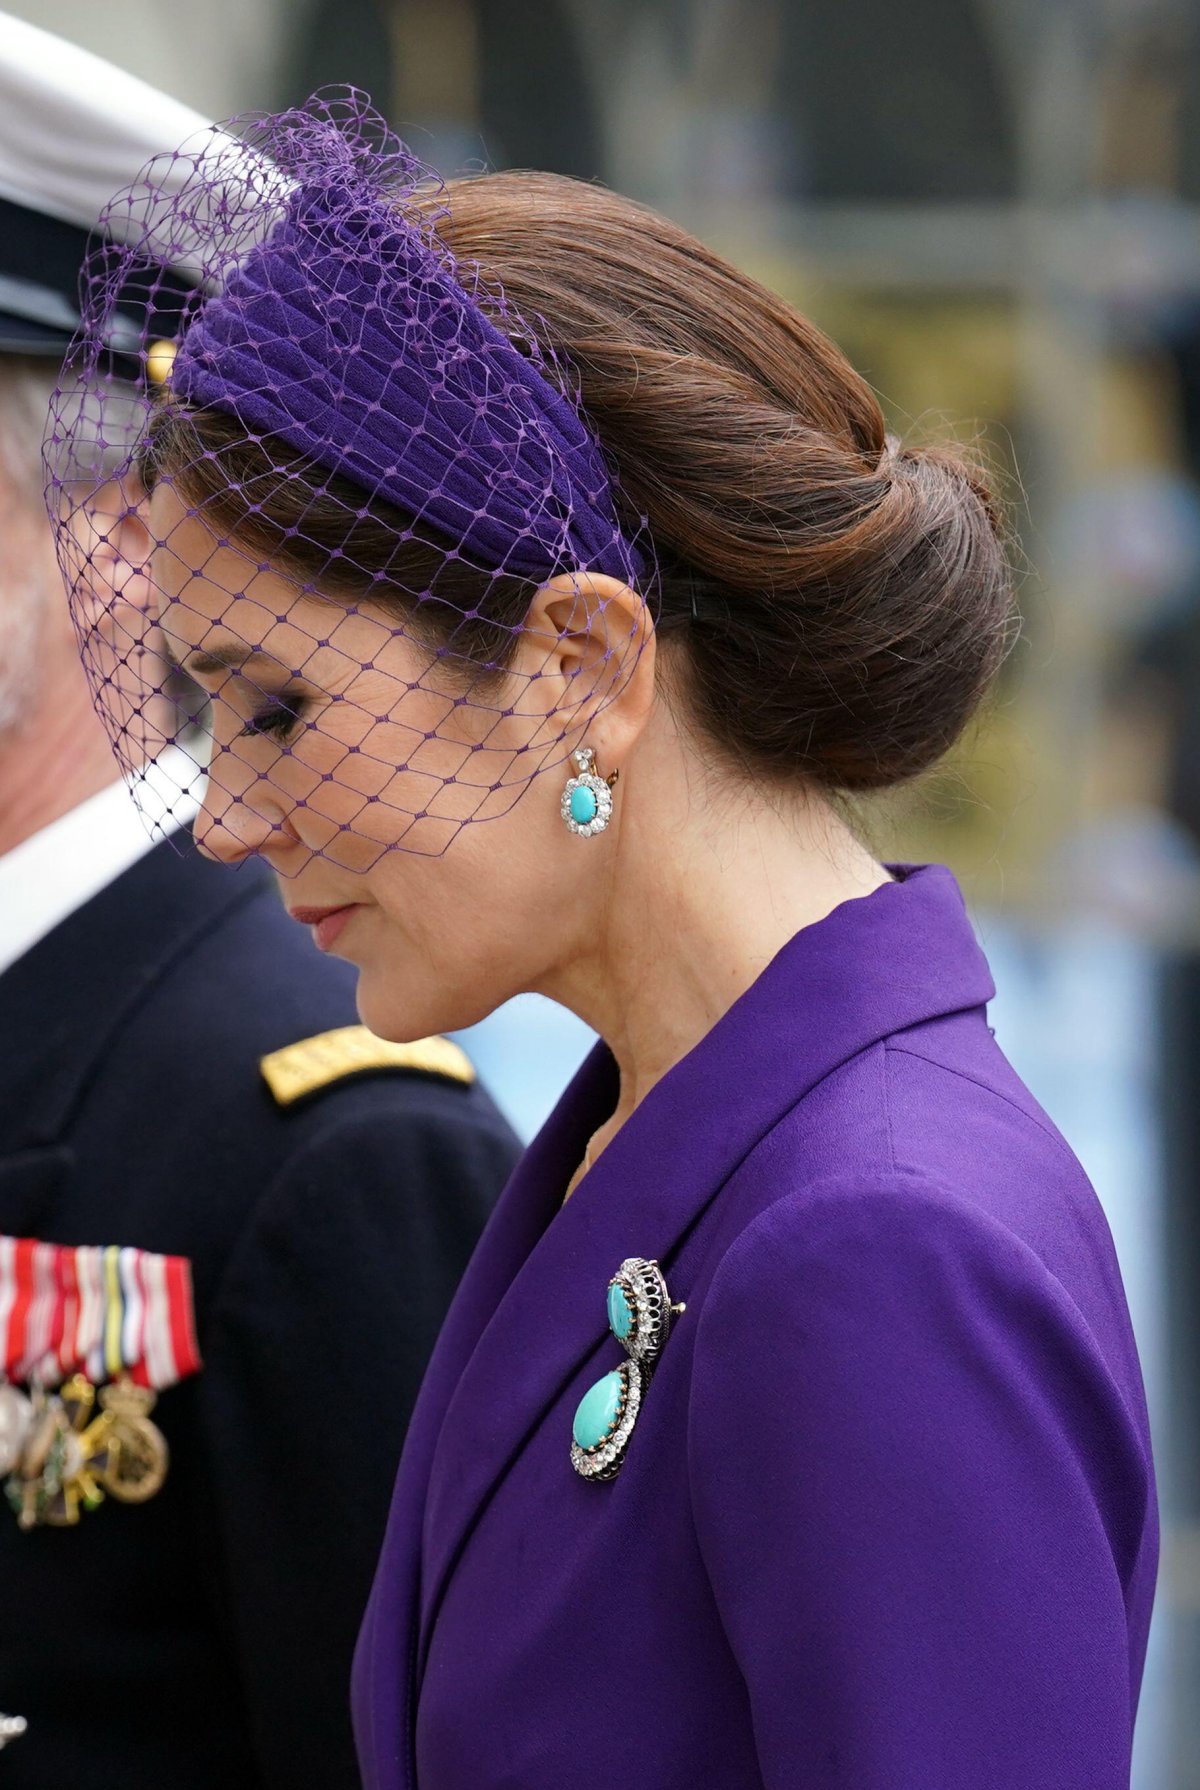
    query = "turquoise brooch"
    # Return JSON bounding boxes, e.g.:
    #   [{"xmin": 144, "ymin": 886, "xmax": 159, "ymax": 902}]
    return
[{"xmin": 570, "ymin": 1257, "xmax": 683, "ymax": 1482}]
